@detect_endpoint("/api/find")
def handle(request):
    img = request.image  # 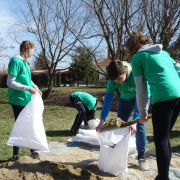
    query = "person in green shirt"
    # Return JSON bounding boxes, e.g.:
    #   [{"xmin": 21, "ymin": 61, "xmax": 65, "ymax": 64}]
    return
[
  {"xmin": 96, "ymin": 60, "xmax": 150, "ymax": 171},
  {"xmin": 126, "ymin": 31, "xmax": 180, "ymax": 180},
  {"xmin": 70, "ymin": 91, "xmax": 103, "ymax": 135},
  {"xmin": 7, "ymin": 41, "xmax": 42, "ymax": 162}
]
